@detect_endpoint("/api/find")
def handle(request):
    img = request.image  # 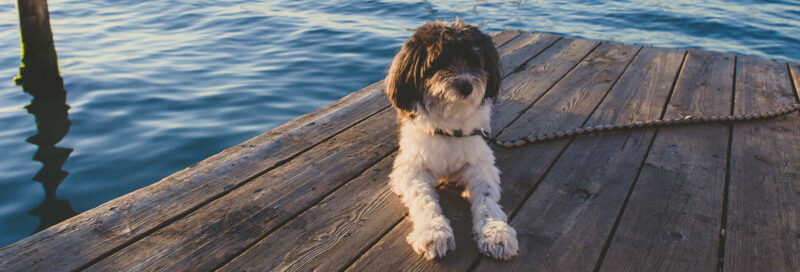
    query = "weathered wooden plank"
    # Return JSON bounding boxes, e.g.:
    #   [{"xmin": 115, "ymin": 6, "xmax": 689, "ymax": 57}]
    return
[
  {"xmin": 216, "ymin": 154, "xmax": 402, "ymax": 272},
  {"xmin": 491, "ymin": 38, "xmax": 601, "ymax": 133},
  {"xmin": 0, "ymin": 80, "xmax": 389, "ymax": 271},
  {"xmin": 791, "ymin": 63, "xmax": 800, "ymax": 95},
  {"xmin": 724, "ymin": 56, "xmax": 800, "ymax": 271},
  {"xmin": 497, "ymin": 32, "xmax": 562, "ymax": 77},
  {"xmin": 83, "ymin": 107, "xmax": 399, "ymax": 271},
  {"xmin": 476, "ymin": 45, "xmax": 686, "ymax": 272},
  {"xmin": 78, "ymin": 31, "xmax": 532, "ymax": 271},
  {"xmin": 790, "ymin": 62, "xmax": 800, "ymax": 94},
  {"xmin": 345, "ymin": 187, "xmax": 473, "ymax": 272},
  {"xmin": 599, "ymin": 49, "xmax": 733, "ymax": 272},
  {"xmin": 489, "ymin": 30, "xmax": 525, "ymax": 48},
  {"xmin": 347, "ymin": 42, "xmax": 640, "ymax": 271},
  {"xmin": 214, "ymin": 32, "xmax": 564, "ymax": 272},
  {"xmin": 496, "ymin": 42, "xmax": 640, "ymax": 141}
]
